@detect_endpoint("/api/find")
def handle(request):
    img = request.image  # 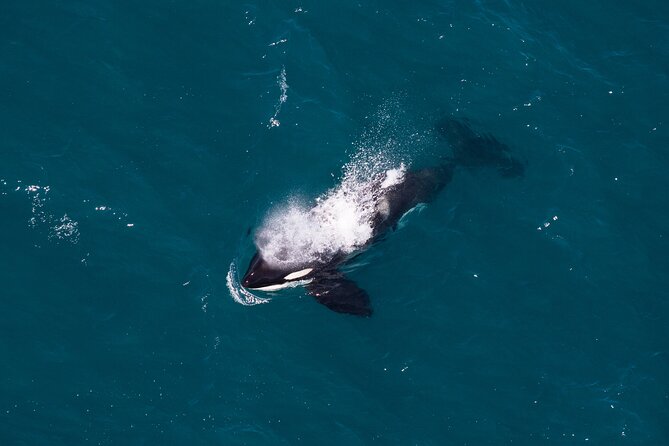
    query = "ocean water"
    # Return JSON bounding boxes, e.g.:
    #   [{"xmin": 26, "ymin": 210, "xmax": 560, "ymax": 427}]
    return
[{"xmin": 1, "ymin": 0, "xmax": 668, "ymax": 444}]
